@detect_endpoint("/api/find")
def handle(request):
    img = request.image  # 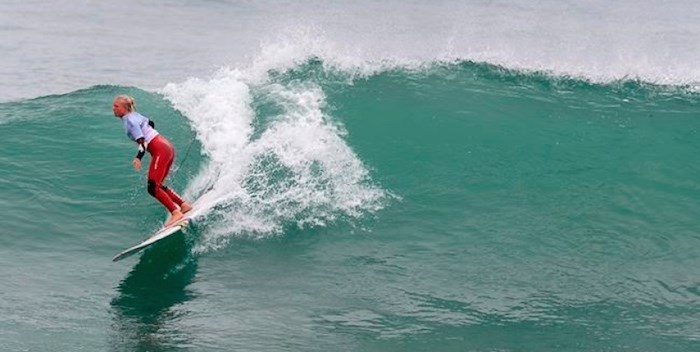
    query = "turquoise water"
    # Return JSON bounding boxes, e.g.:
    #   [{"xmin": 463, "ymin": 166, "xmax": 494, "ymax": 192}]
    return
[
  {"xmin": 2, "ymin": 1, "xmax": 700, "ymax": 351},
  {"xmin": 2, "ymin": 61, "xmax": 699, "ymax": 351}
]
